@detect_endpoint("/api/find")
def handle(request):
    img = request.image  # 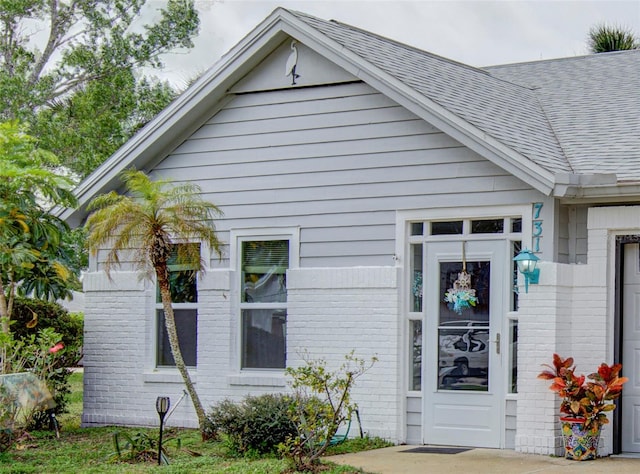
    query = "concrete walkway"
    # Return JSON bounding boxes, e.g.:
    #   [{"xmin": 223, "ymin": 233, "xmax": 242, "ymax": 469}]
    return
[{"xmin": 329, "ymin": 445, "xmax": 640, "ymax": 473}]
